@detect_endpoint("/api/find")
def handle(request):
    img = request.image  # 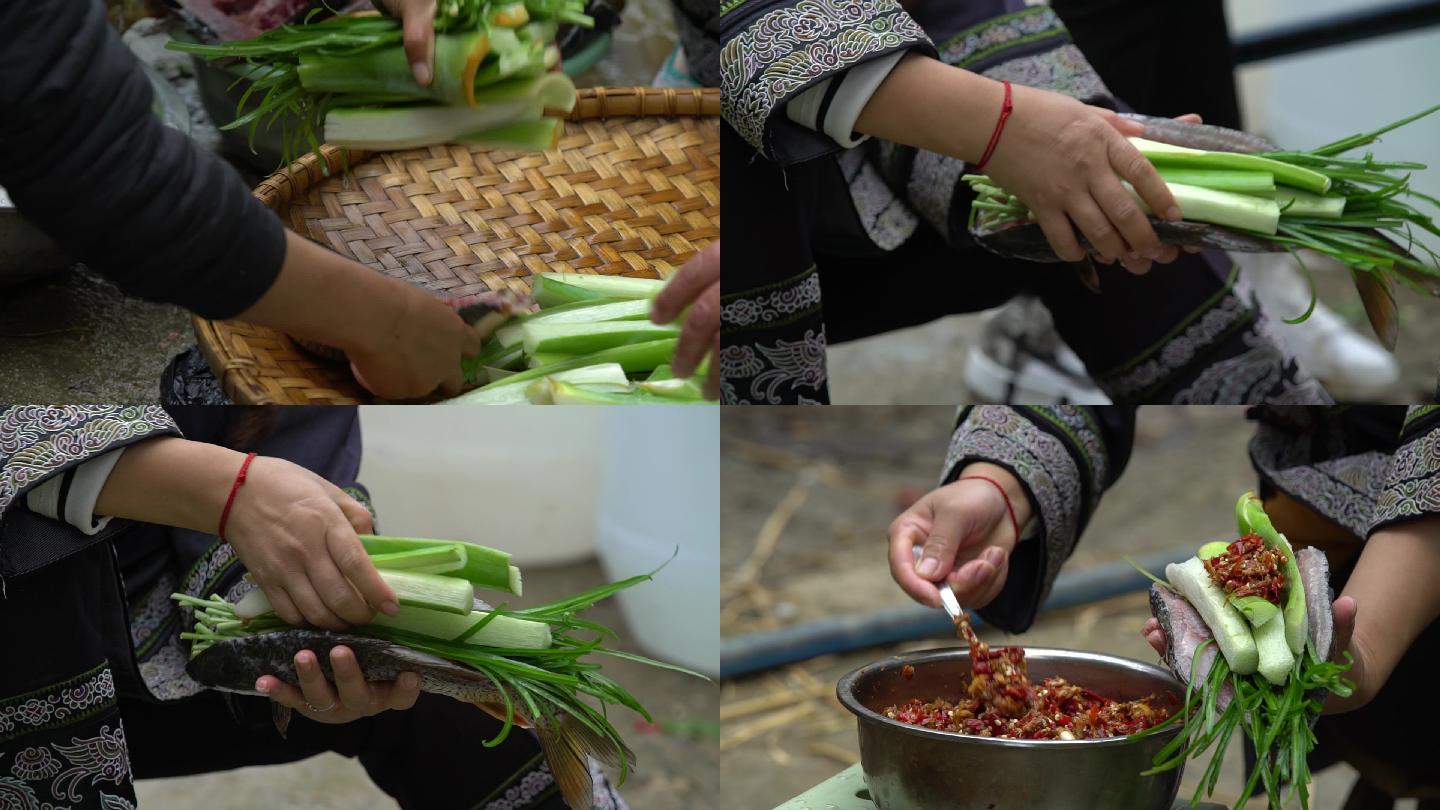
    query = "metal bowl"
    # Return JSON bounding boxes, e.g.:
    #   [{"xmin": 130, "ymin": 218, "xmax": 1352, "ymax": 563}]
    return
[{"xmin": 837, "ymin": 647, "xmax": 1186, "ymax": 810}]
